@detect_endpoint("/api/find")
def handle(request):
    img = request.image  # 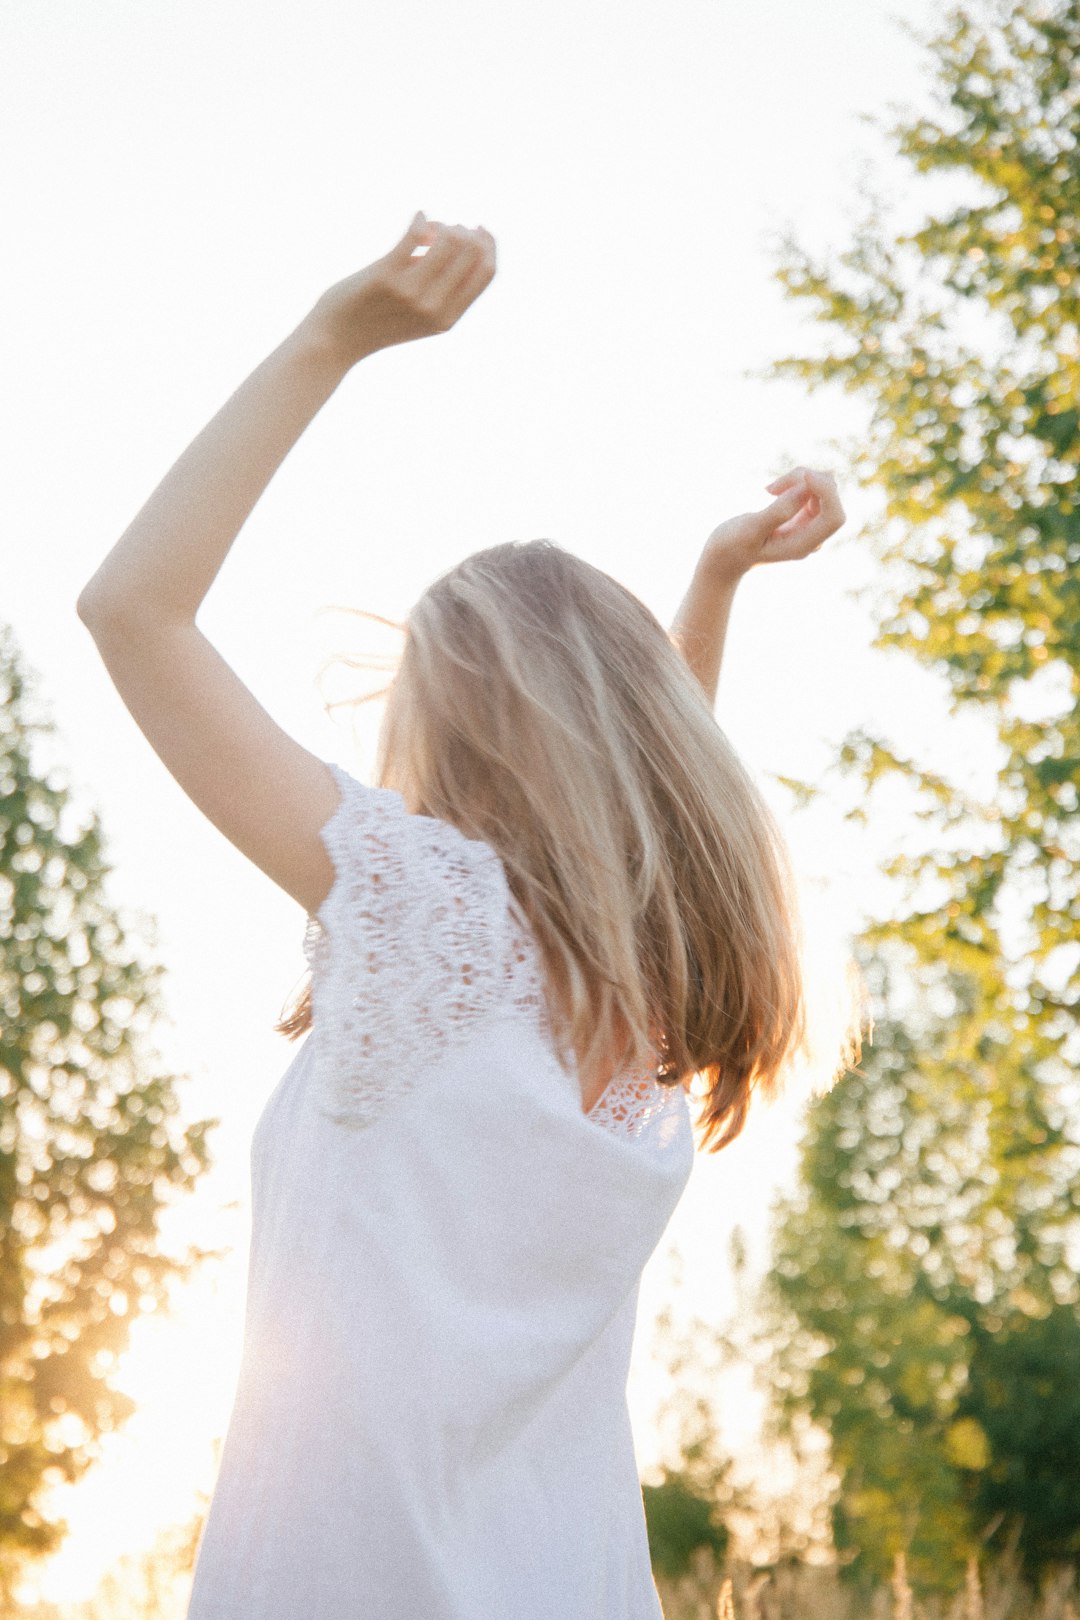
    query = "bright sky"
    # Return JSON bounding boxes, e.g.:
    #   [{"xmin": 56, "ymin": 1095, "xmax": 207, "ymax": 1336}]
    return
[{"xmin": 2, "ymin": 0, "xmax": 968, "ymax": 1602}]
